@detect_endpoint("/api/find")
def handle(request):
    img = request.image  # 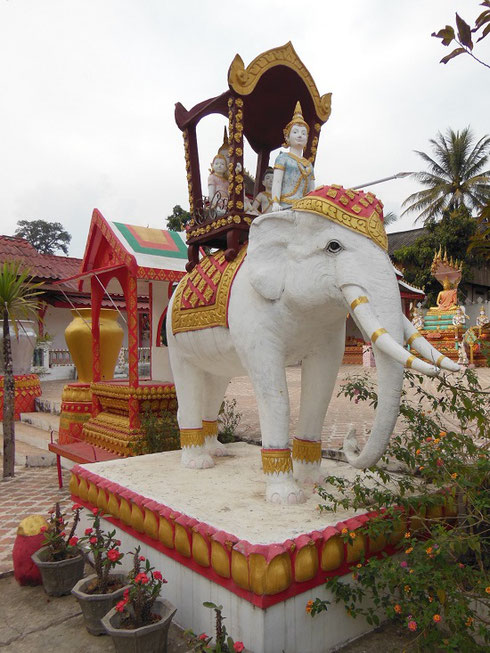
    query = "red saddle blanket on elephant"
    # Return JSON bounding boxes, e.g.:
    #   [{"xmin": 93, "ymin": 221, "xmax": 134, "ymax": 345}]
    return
[{"xmin": 171, "ymin": 245, "xmax": 247, "ymax": 334}]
